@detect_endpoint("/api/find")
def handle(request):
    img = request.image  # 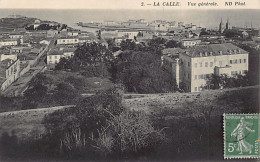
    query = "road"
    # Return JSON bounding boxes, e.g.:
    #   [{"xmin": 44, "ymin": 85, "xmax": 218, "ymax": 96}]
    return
[{"xmin": 2, "ymin": 37, "xmax": 57, "ymax": 97}]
